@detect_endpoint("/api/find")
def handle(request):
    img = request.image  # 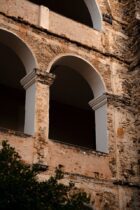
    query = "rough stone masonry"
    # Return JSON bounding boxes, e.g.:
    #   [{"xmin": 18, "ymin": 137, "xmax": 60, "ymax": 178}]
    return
[{"xmin": 0, "ymin": 0, "xmax": 139, "ymax": 209}]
